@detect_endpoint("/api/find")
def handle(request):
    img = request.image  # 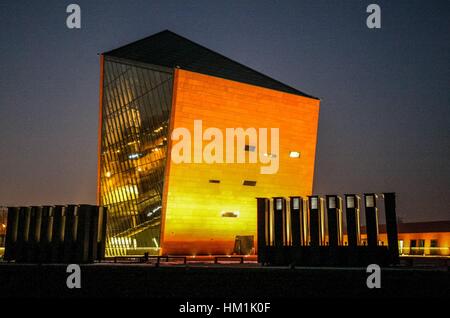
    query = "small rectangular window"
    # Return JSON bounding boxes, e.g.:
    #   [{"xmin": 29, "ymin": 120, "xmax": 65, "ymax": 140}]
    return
[
  {"xmin": 289, "ymin": 151, "xmax": 300, "ymax": 158},
  {"xmin": 242, "ymin": 180, "xmax": 257, "ymax": 186},
  {"xmin": 245, "ymin": 145, "xmax": 256, "ymax": 152},
  {"xmin": 417, "ymin": 239, "xmax": 425, "ymax": 255},
  {"xmin": 410, "ymin": 240, "xmax": 417, "ymax": 255},
  {"xmin": 221, "ymin": 211, "xmax": 239, "ymax": 218},
  {"xmin": 430, "ymin": 239, "xmax": 439, "ymax": 255},
  {"xmin": 209, "ymin": 180, "xmax": 220, "ymax": 184}
]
